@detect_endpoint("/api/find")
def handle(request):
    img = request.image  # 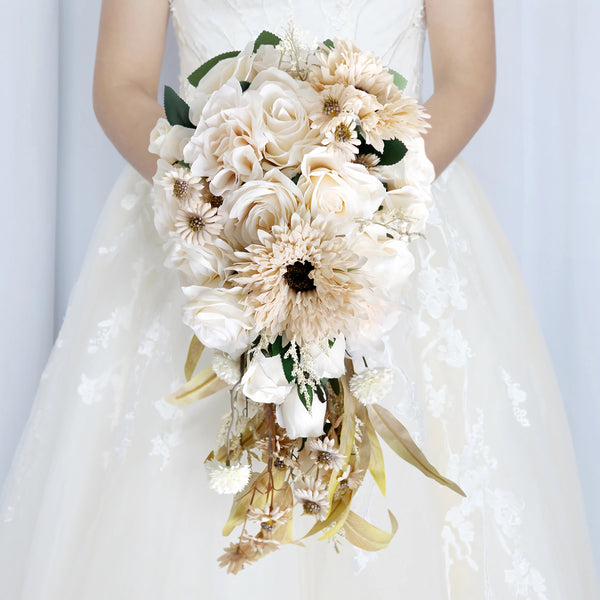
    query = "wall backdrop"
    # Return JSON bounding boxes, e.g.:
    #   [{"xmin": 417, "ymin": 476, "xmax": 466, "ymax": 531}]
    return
[{"xmin": 1, "ymin": 0, "xmax": 599, "ymax": 571}]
